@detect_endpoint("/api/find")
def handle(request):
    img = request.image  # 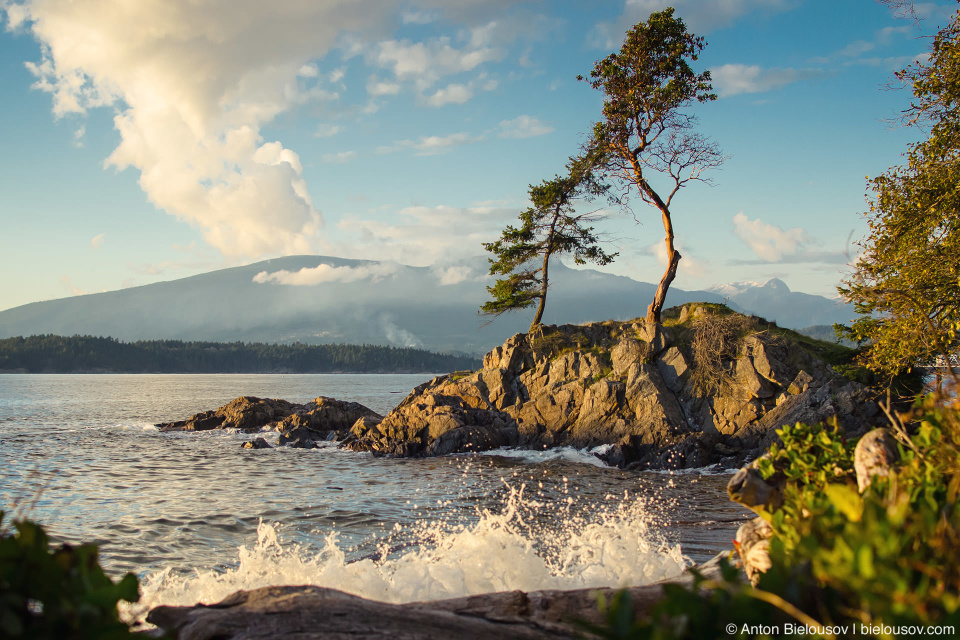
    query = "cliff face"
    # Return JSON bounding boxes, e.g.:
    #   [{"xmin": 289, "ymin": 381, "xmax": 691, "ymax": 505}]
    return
[{"xmin": 345, "ymin": 305, "xmax": 881, "ymax": 470}]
